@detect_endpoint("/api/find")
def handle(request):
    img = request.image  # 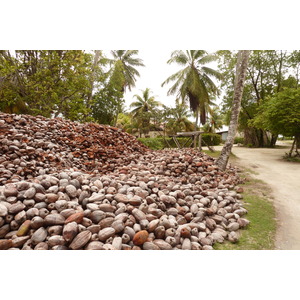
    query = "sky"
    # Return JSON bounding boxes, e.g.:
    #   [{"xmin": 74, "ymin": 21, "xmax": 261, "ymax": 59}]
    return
[
  {"xmin": 123, "ymin": 49, "xmax": 180, "ymax": 109},
  {"xmin": 123, "ymin": 49, "xmax": 186, "ymax": 108},
  {"xmin": 104, "ymin": 50, "xmax": 221, "ymax": 109},
  {"xmin": 103, "ymin": 49, "xmax": 186, "ymax": 110}
]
